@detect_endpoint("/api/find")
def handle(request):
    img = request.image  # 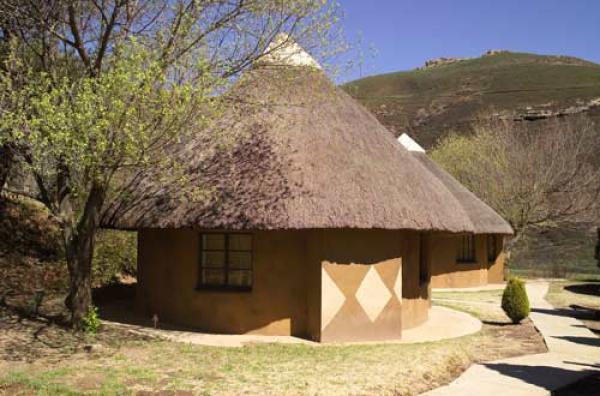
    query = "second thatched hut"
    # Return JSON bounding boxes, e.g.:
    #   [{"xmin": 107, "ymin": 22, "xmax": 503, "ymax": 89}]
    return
[{"xmin": 398, "ymin": 133, "xmax": 513, "ymax": 289}]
